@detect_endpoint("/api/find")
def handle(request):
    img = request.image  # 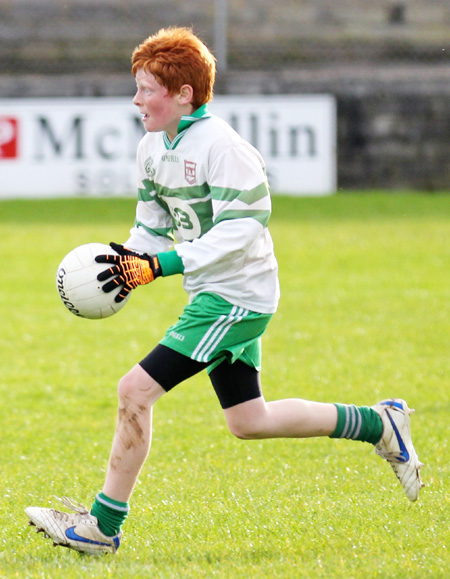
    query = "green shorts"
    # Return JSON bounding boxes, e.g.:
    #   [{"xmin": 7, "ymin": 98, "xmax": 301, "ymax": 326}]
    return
[{"xmin": 160, "ymin": 292, "xmax": 272, "ymax": 372}]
